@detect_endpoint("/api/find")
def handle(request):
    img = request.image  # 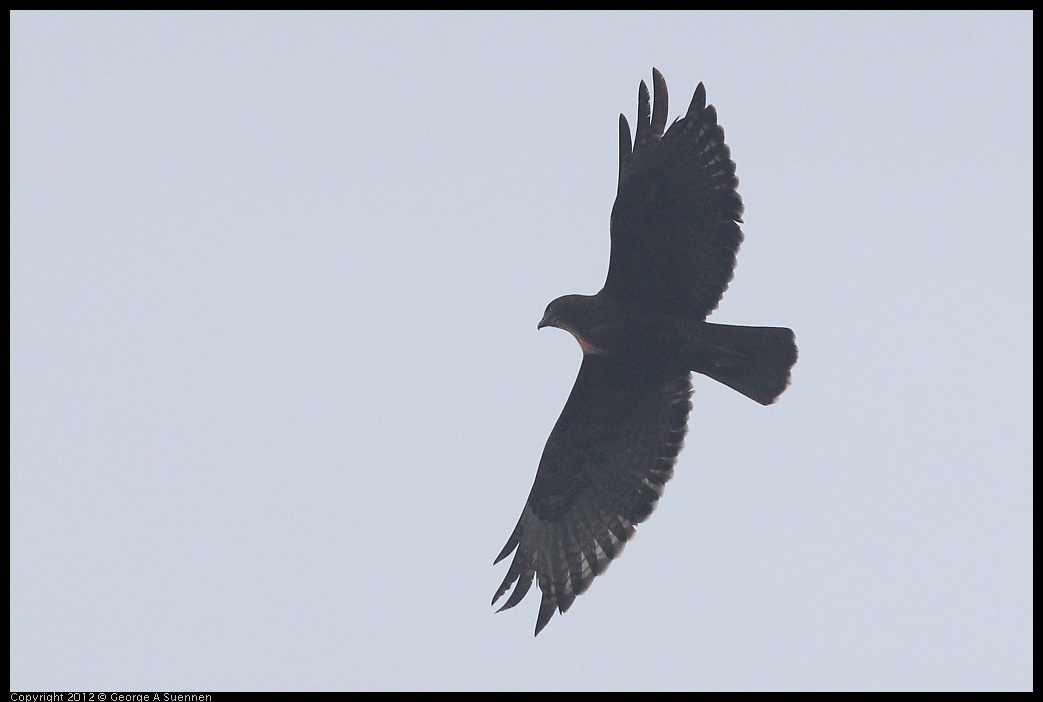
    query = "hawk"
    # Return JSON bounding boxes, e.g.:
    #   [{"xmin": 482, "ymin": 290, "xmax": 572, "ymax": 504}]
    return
[{"xmin": 492, "ymin": 69, "xmax": 798, "ymax": 635}]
